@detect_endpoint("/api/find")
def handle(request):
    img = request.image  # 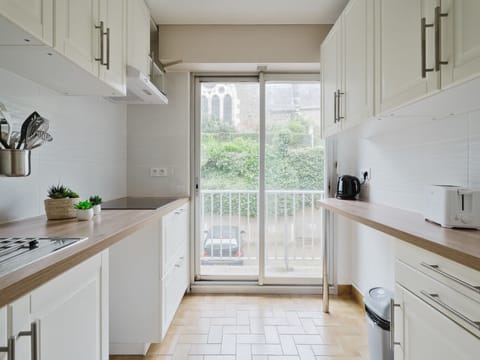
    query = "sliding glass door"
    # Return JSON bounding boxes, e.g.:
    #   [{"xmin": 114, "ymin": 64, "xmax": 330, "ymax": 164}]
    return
[{"xmin": 194, "ymin": 75, "xmax": 324, "ymax": 285}]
